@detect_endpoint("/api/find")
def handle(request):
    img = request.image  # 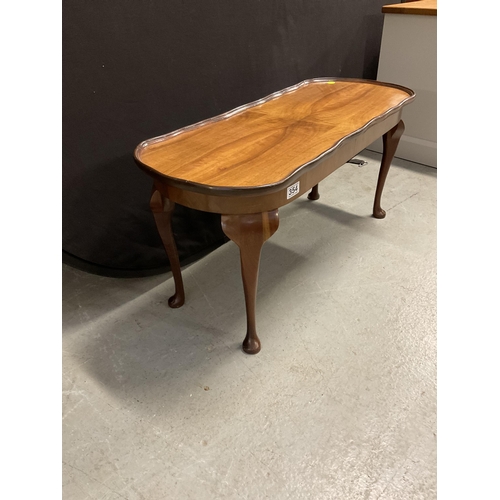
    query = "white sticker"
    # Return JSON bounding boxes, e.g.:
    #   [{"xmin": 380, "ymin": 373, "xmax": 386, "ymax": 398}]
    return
[{"xmin": 286, "ymin": 181, "xmax": 300, "ymax": 199}]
